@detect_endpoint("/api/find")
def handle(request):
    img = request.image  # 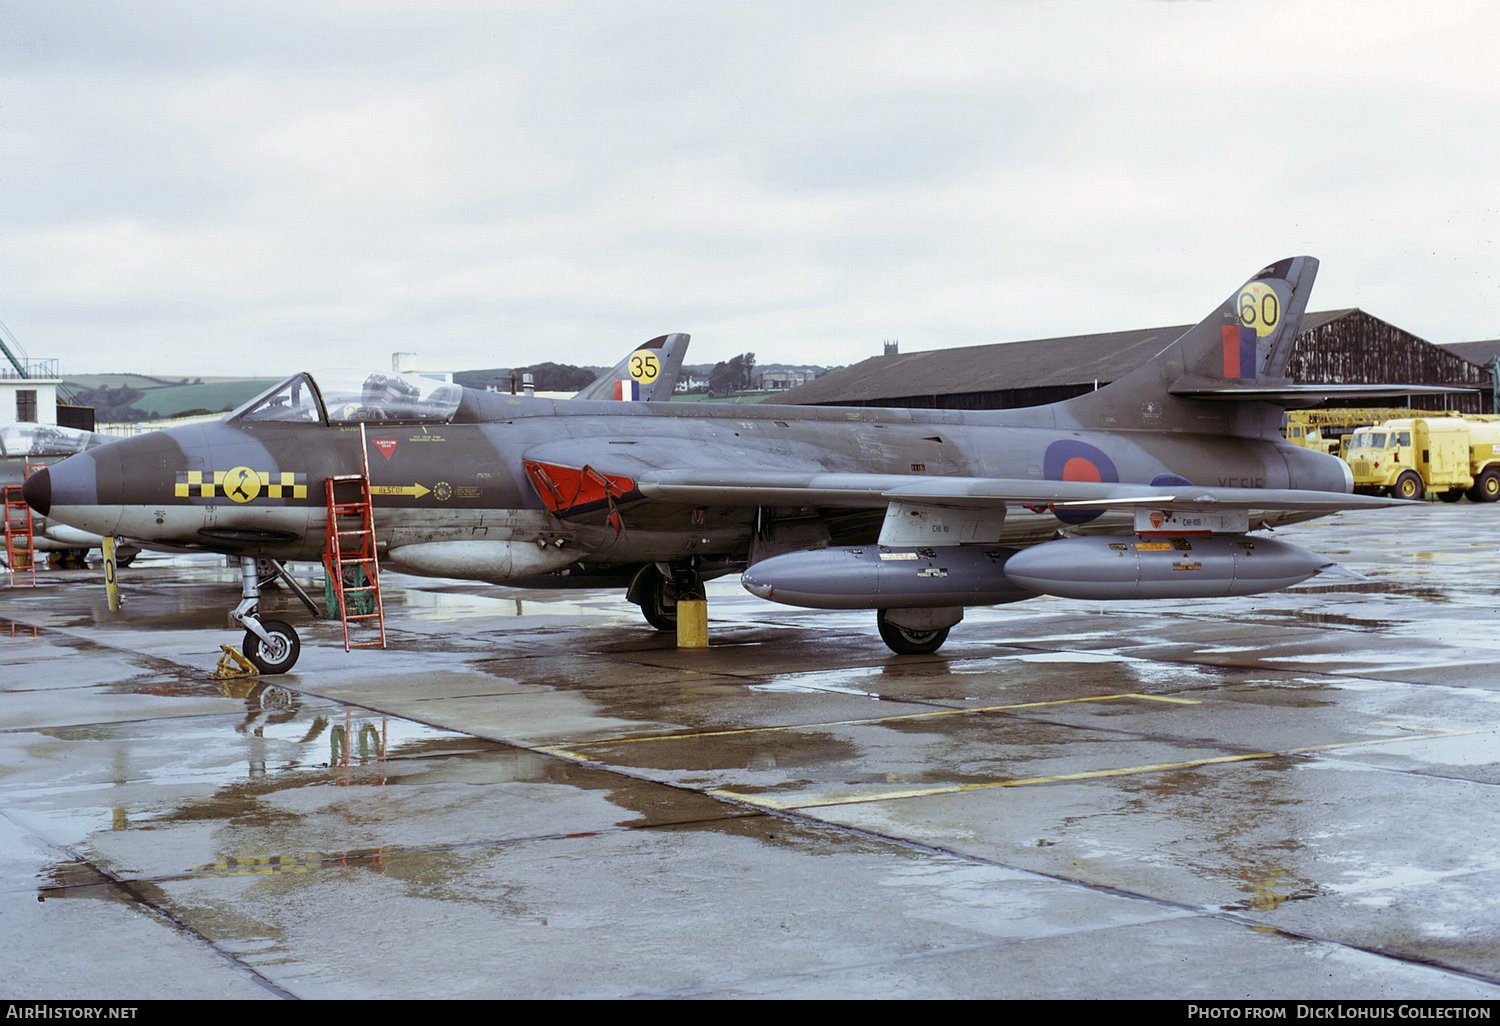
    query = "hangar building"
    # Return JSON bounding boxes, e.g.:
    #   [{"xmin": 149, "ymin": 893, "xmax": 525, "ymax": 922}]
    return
[{"xmin": 779, "ymin": 310, "xmax": 1494, "ymax": 414}]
